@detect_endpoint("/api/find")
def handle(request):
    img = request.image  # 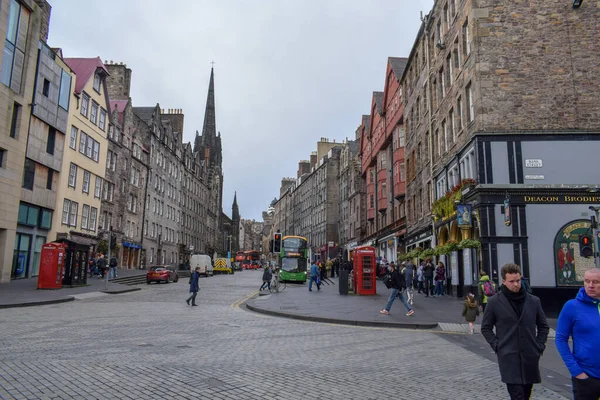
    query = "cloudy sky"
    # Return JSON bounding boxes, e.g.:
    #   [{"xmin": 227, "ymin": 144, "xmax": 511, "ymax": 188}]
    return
[{"xmin": 48, "ymin": 0, "xmax": 434, "ymax": 221}]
